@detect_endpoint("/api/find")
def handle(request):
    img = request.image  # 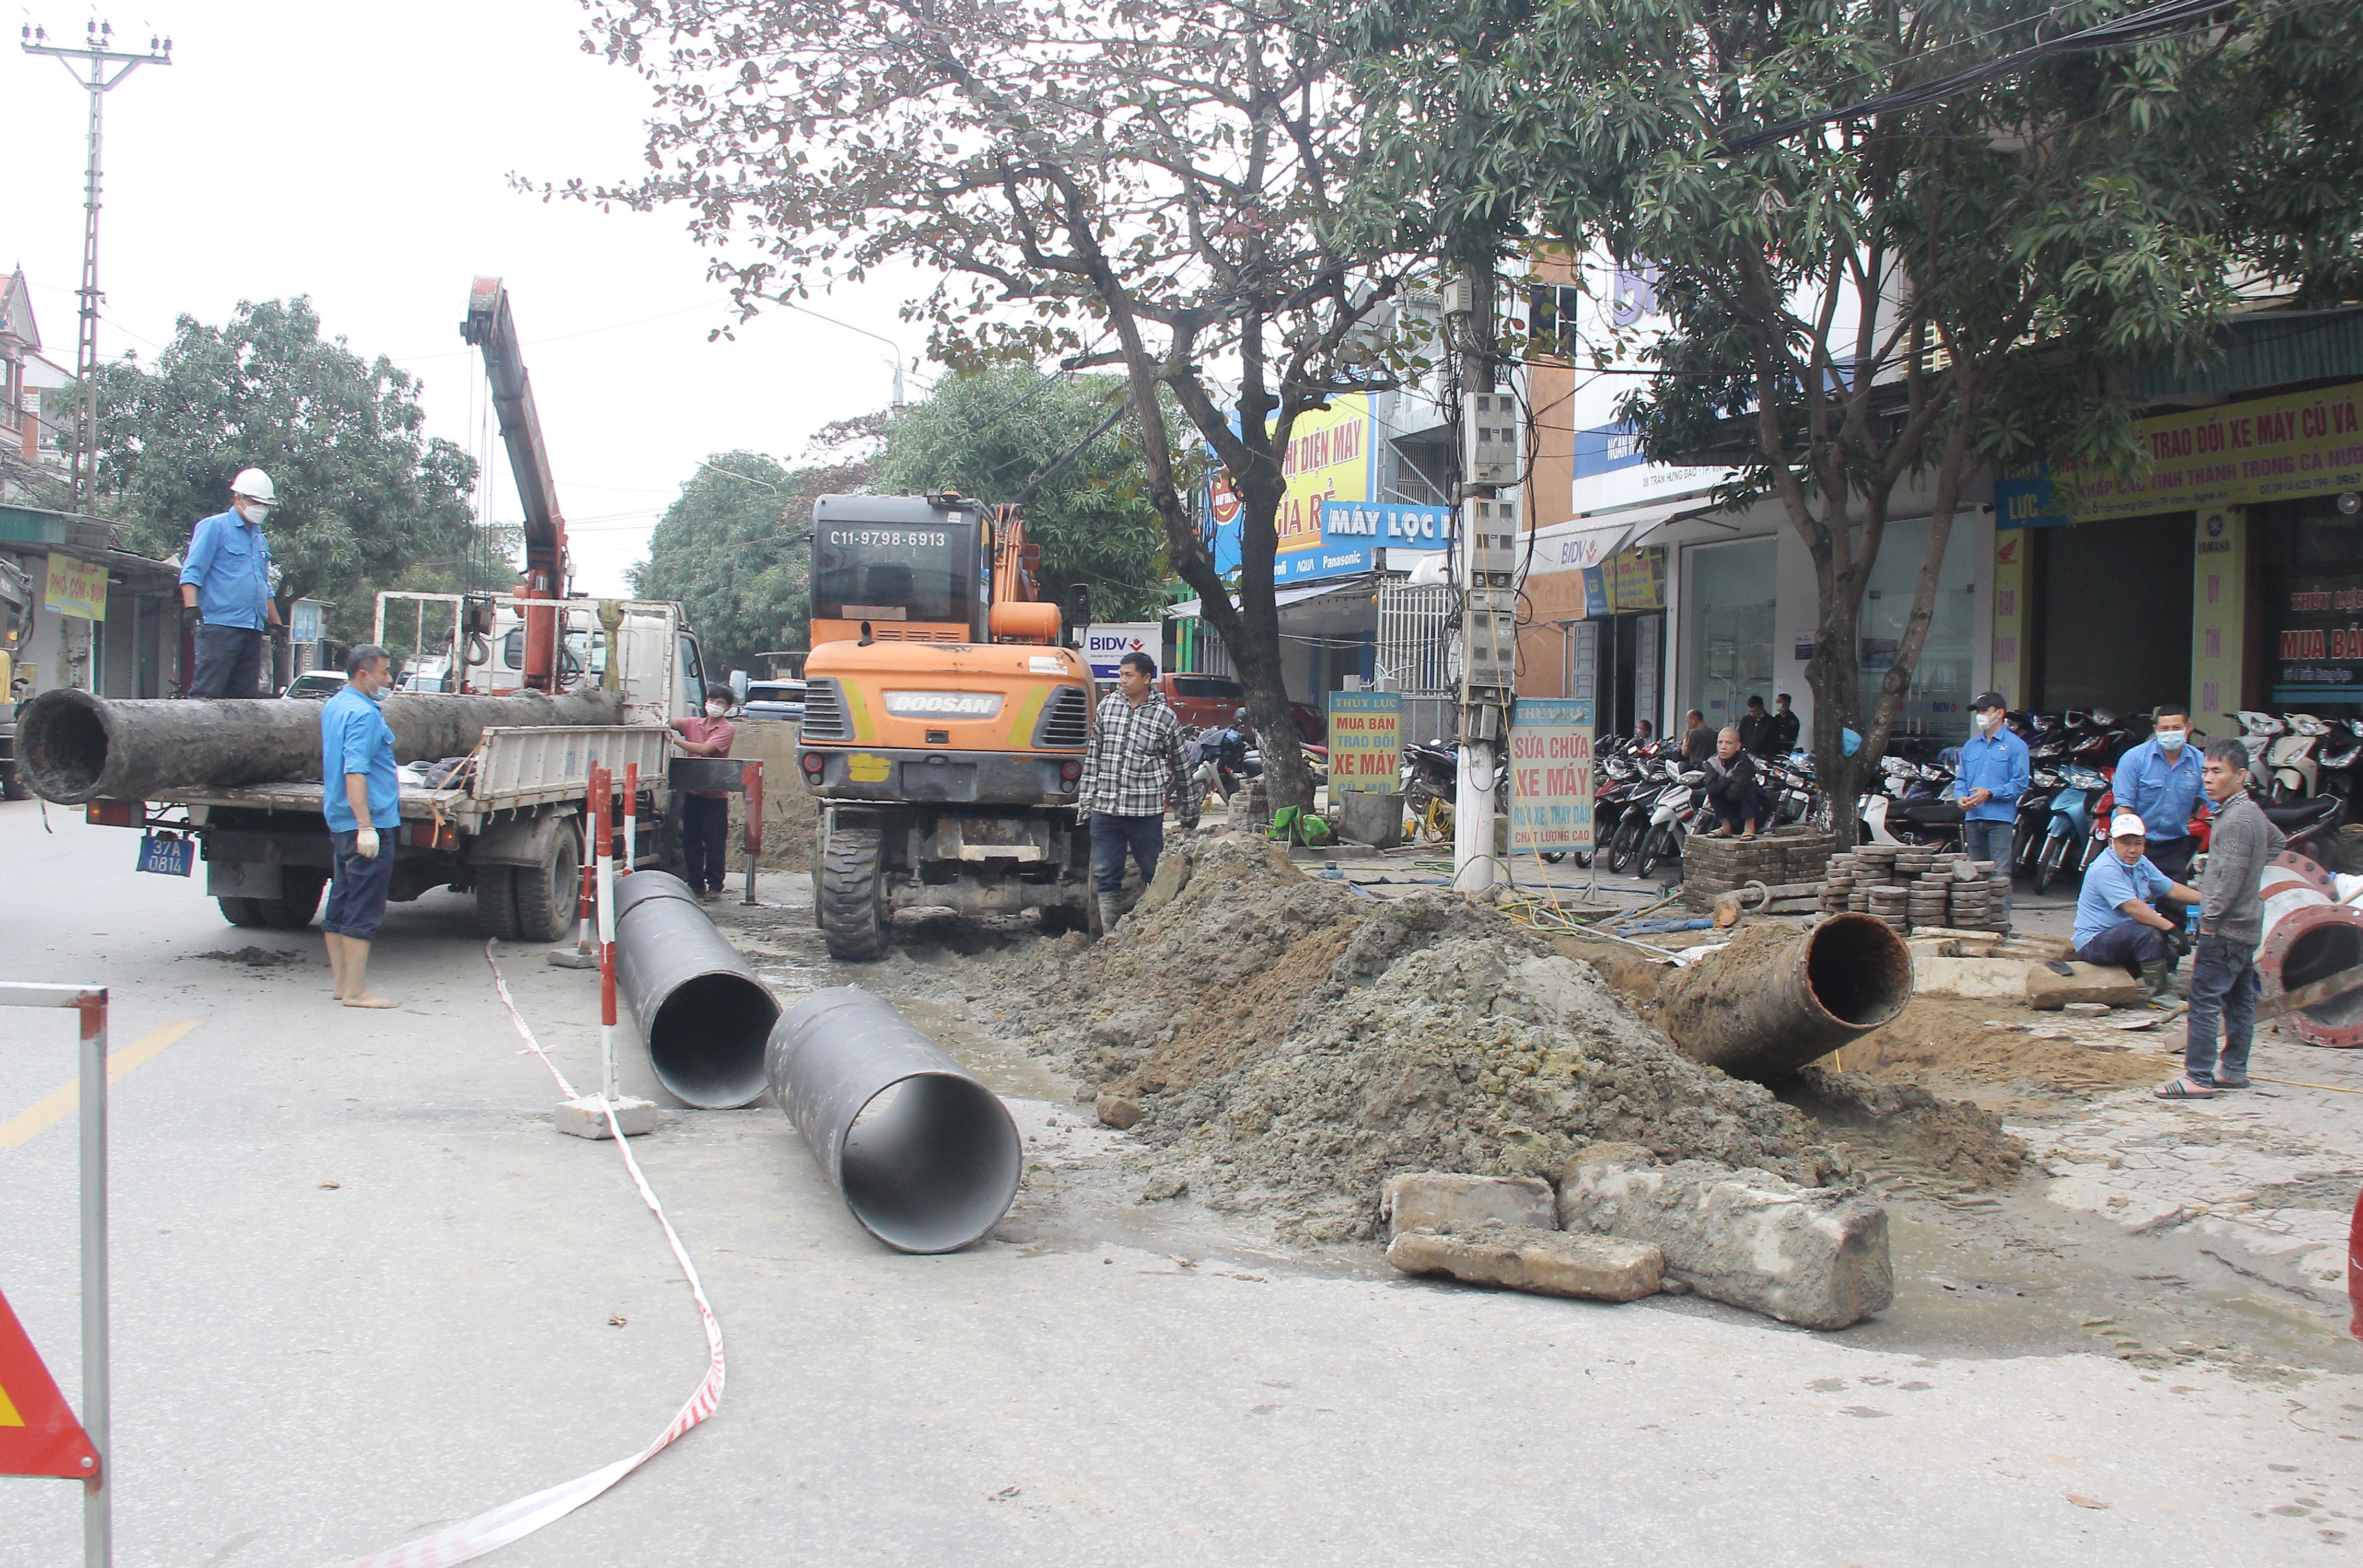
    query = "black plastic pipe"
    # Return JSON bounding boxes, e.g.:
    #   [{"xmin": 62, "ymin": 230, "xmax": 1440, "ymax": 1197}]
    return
[
  {"xmin": 18, "ymin": 687, "xmax": 625, "ymax": 804},
  {"xmin": 612, "ymin": 870, "xmax": 779, "ymax": 1109},
  {"xmin": 767, "ymin": 986, "xmax": 1022, "ymax": 1253}
]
